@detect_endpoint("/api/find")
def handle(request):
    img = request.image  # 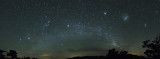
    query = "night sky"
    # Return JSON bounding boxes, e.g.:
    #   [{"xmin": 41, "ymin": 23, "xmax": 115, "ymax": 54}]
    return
[{"xmin": 1, "ymin": 0, "xmax": 160, "ymax": 59}]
